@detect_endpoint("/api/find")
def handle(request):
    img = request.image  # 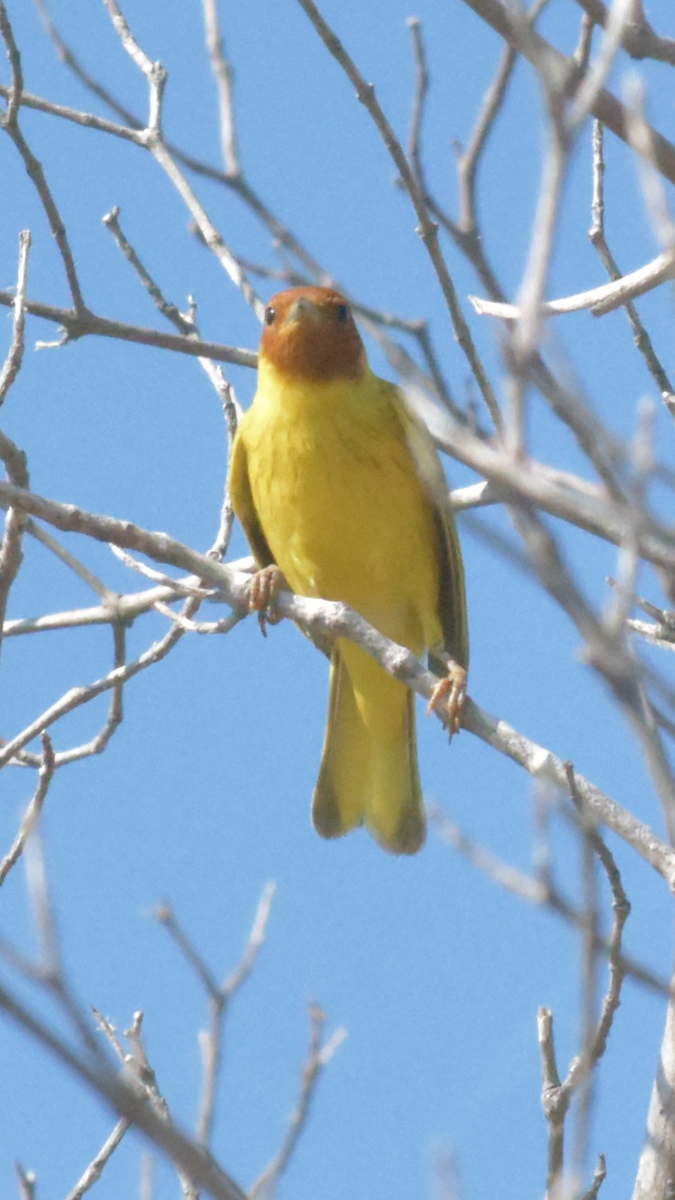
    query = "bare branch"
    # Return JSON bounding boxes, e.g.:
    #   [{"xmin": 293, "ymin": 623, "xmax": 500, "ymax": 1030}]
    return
[
  {"xmin": 466, "ymin": 699, "xmax": 675, "ymax": 887},
  {"xmin": 582, "ymin": 1155, "xmax": 607, "ymax": 1200},
  {"xmin": 201, "ymin": 0, "xmax": 240, "ymax": 177},
  {"xmin": 248, "ymin": 1004, "xmax": 347, "ymax": 1200},
  {"xmin": 2, "ymin": 578, "xmax": 219, "ymax": 639},
  {"xmin": 0, "ymin": 733, "xmax": 54, "ymax": 888},
  {"xmin": 538, "ymin": 1006, "xmax": 567, "ymax": 1192},
  {"xmin": 459, "ymin": 0, "xmax": 675, "ymax": 187},
  {"xmin": 566, "ymin": 766, "xmax": 630, "ymax": 1067},
  {"xmin": 457, "ymin": 41, "xmax": 517, "ymax": 240},
  {"xmin": 102, "ymin": 0, "xmax": 263, "ymax": 321},
  {"xmin": 632, "ymin": 986, "xmax": 675, "ymax": 1200},
  {"xmin": 15, "ymin": 1163, "xmax": 36, "ymax": 1200},
  {"xmin": 102, "ymin": 204, "xmax": 241, "ymax": 559},
  {"xmin": 92, "ymin": 1007, "xmax": 127, "ymax": 1064},
  {"xmin": 64, "ymin": 1119, "xmax": 131, "ymax": 1200},
  {"xmin": 589, "ymin": 120, "xmax": 675, "ymax": 408},
  {"xmin": 572, "ymin": 0, "xmax": 675, "ymax": 66},
  {"xmin": 432, "ymin": 804, "xmax": 663, "ymax": 994},
  {"xmin": 0, "ymin": 970, "xmax": 249, "ymax": 1200},
  {"xmin": 405, "ymin": 17, "xmax": 429, "ymax": 190},
  {"xmin": 0, "ymin": 604, "xmax": 185, "ymax": 768},
  {"xmin": 156, "ymin": 905, "xmax": 223, "ymax": 1000},
  {"xmin": 0, "ymin": 228, "xmax": 30, "ymax": 405},
  {"xmin": 26, "ymin": 2, "xmax": 327, "ymax": 280},
  {"xmin": 0, "ymin": 4, "xmax": 85, "ymax": 313},
  {"xmin": 470, "ymin": 247, "xmax": 675, "ymax": 319},
  {"xmin": 110, "ymin": 545, "xmax": 214, "ymax": 596},
  {"xmin": 223, "ymin": 884, "xmax": 276, "ymax": 997},
  {"xmin": 123, "ymin": 1011, "xmax": 199, "ymax": 1199},
  {"xmin": 157, "ymin": 883, "xmax": 276, "ymax": 1147},
  {"xmin": 568, "ymin": 0, "xmax": 639, "ymax": 132},
  {"xmin": 103, "ymin": 206, "xmax": 195, "ymax": 336},
  {"xmin": 0, "ymin": 229, "xmax": 31, "ymax": 666},
  {"xmin": 25, "ymin": 518, "xmax": 116, "ymax": 601},
  {"xmin": 102, "ymin": 0, "xmax": 166, "ymax": 133},
  {"xmin": 0, "ymin": 475, "xmax": 668, "ymax": 880},
  {"xmin": 0, "ymin": 289, "xmax": 256, "ymax": 367},
  {"xmin": 294, "ymin": 0, "xmax": 501, "ymax": 431}
]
